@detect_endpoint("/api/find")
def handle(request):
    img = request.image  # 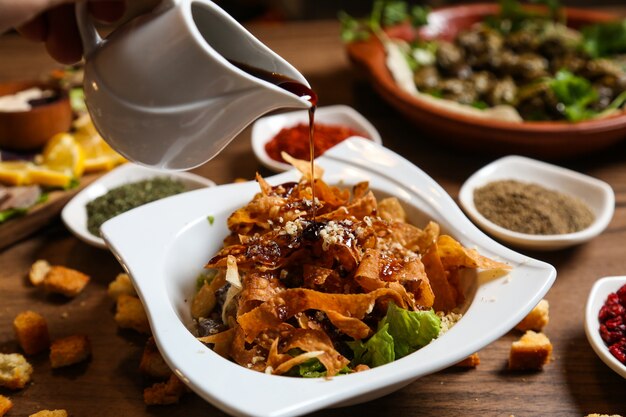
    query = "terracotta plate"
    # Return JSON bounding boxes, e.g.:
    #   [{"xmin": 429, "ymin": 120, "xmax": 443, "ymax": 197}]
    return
[{"xmin": 345, "ymin": 3, "xmax": 626, "ymax": 158}]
